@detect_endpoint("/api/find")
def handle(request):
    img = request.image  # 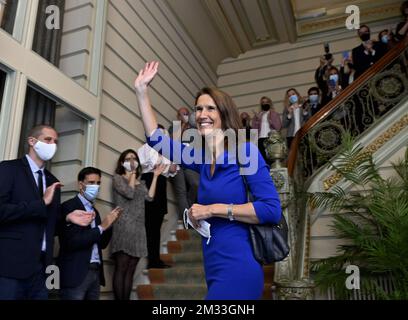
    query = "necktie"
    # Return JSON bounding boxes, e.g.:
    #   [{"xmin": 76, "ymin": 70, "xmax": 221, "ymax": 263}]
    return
[{"xmin": 37, "ymin": 170, "xmax": 44, "ymax": 198}]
